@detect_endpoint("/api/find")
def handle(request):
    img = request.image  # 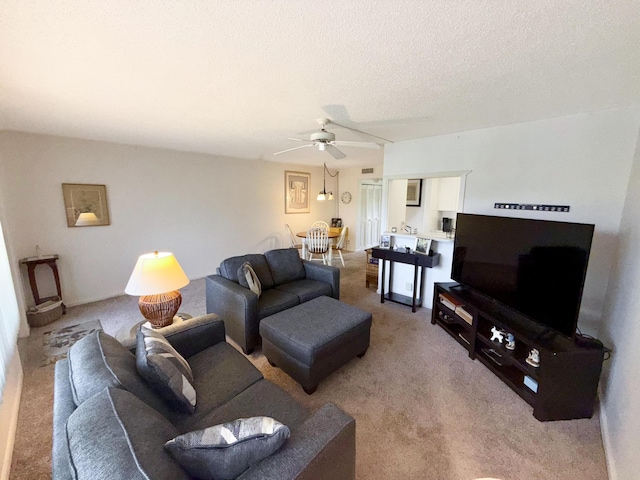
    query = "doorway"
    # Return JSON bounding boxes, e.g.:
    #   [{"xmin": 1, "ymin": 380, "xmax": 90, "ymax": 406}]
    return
[{"xmin": 357, "ymin": 179, "xmax": 383, "ymax": 250}]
